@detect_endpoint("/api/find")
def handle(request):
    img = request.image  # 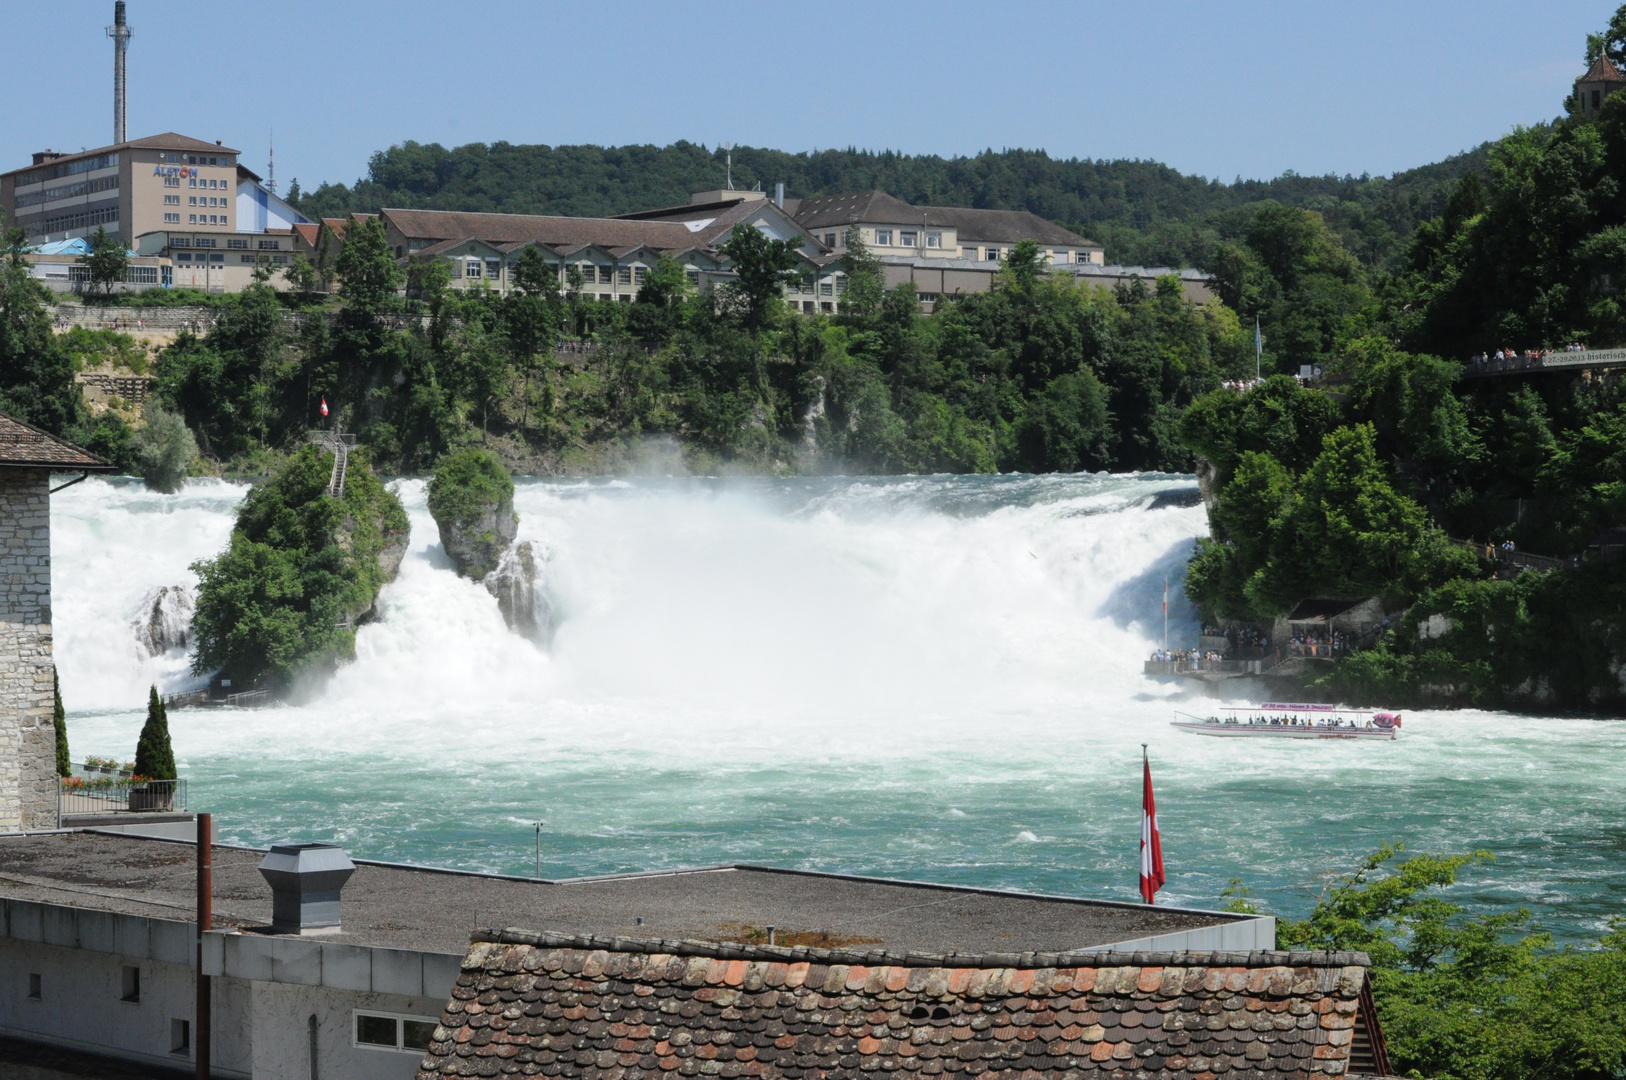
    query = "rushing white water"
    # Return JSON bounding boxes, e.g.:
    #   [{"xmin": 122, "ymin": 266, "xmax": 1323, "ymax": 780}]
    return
[{"xmin": 52, "ymin": 474, "xmax": 1626, "ymax": 940}]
